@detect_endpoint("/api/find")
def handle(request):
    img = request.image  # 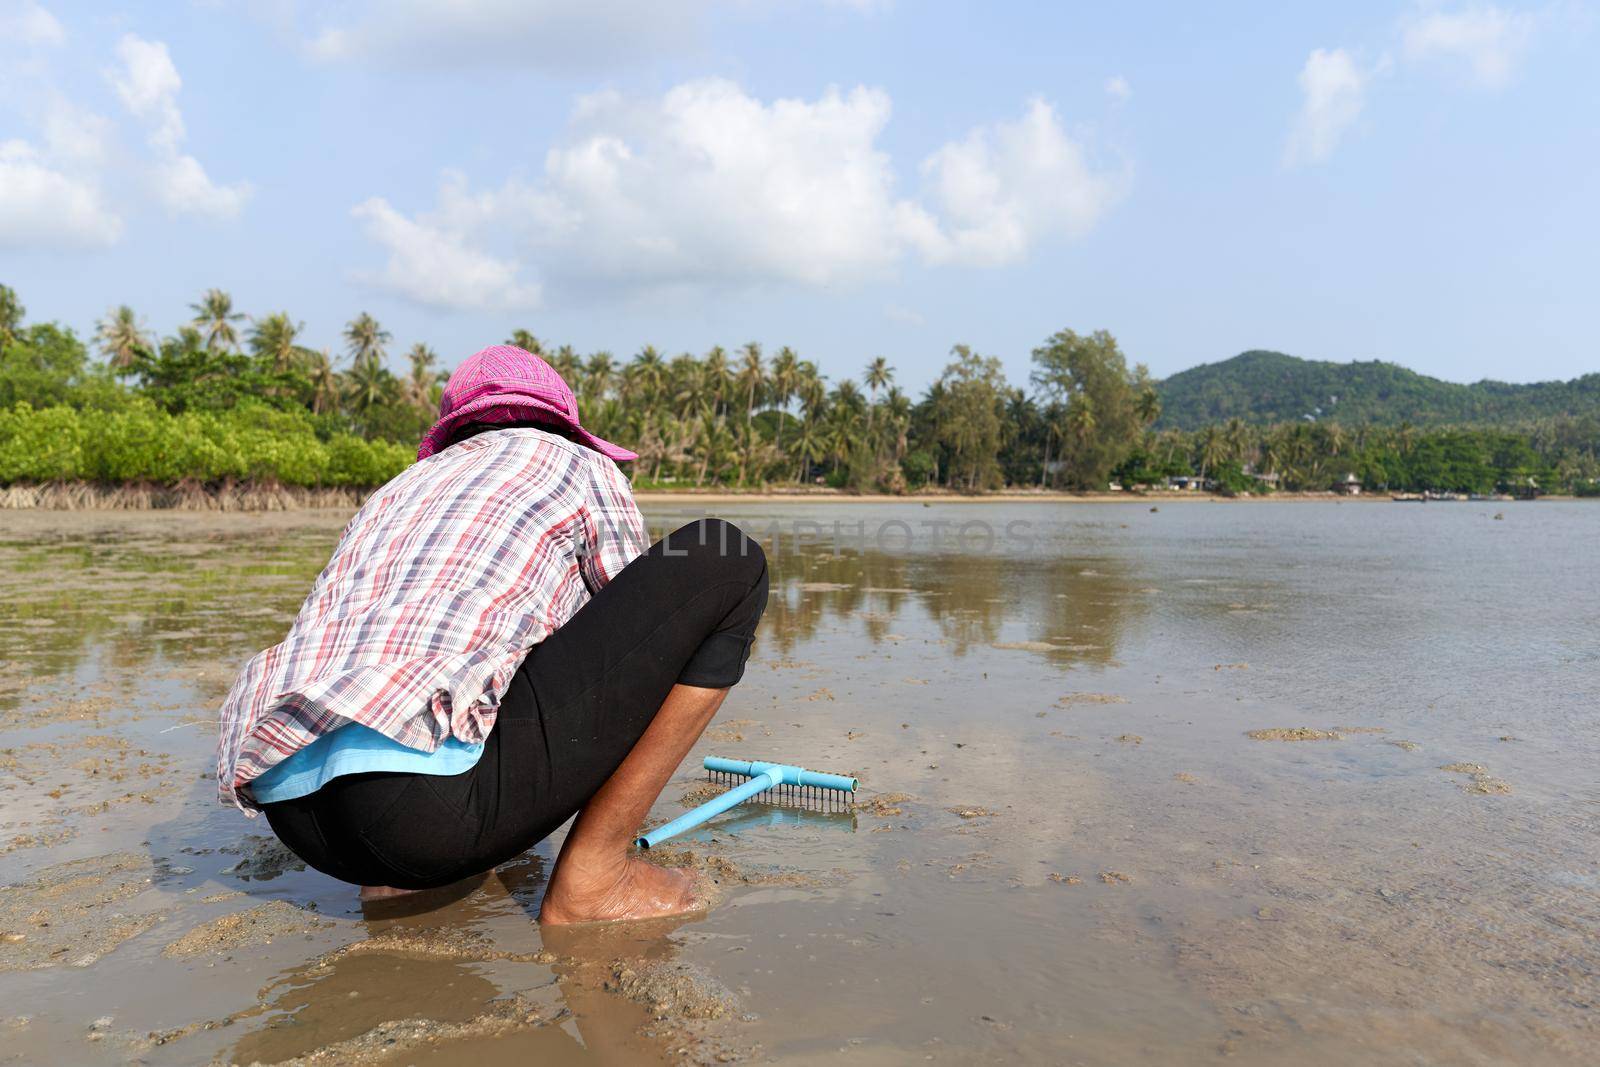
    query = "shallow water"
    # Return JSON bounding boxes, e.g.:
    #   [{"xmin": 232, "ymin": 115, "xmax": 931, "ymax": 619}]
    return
[{"xmin": 1, "ymin": 500, "xmax": 1596, "ymax": 1064}]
